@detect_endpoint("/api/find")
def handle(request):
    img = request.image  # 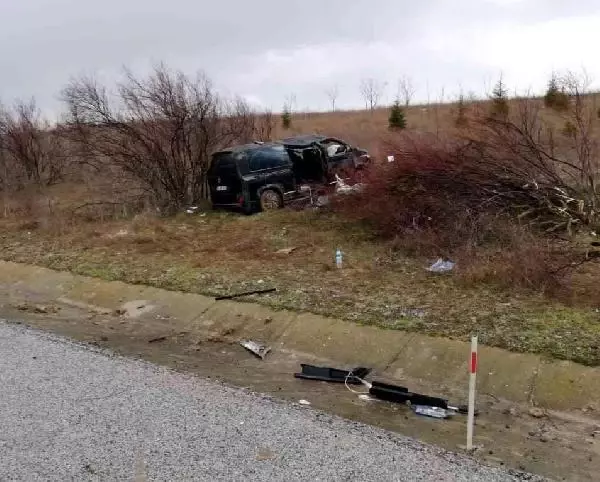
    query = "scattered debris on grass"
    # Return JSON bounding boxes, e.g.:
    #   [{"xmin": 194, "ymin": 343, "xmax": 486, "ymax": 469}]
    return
[
  {"xmin": 427, "ymin": 259, "xmax": 456, "ymax": 273},
  {"xmin": 1, "ymin": 209, "xmax": 599, "ymax": 366},
  {"xmin": 399, "ymin": 308, "xmax": 427, "ymax": 318},
  {"xmin": 240, "ymin": 340, "xmax": 271, "ymax": 359}
]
